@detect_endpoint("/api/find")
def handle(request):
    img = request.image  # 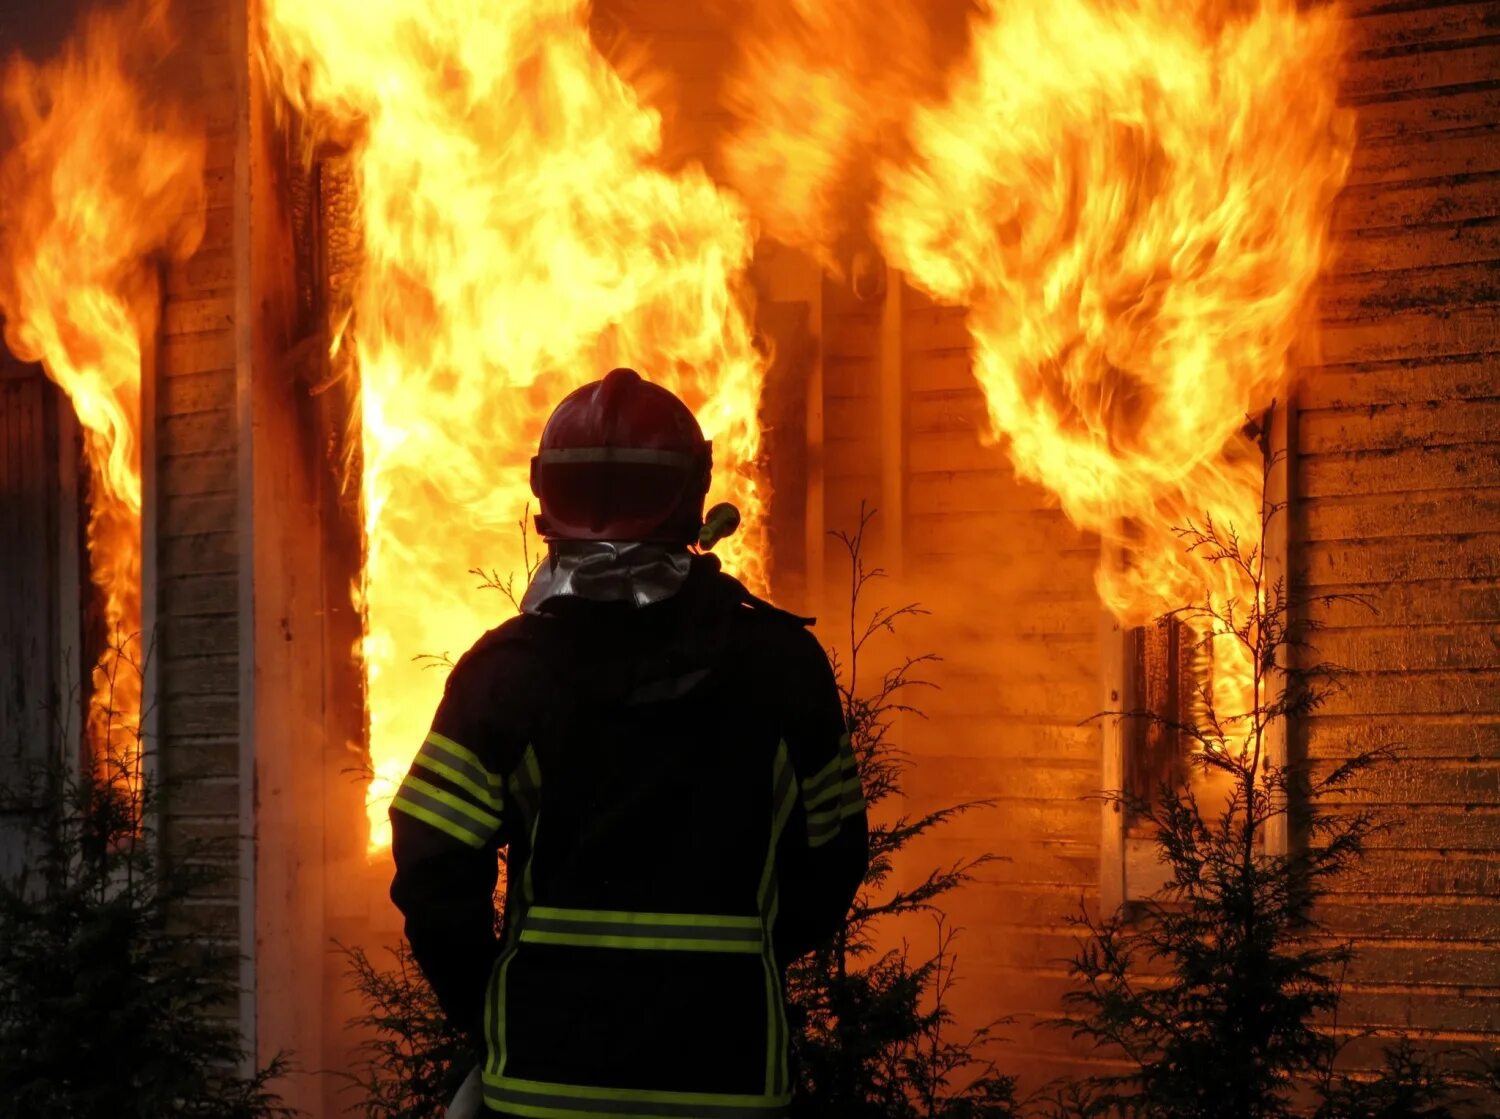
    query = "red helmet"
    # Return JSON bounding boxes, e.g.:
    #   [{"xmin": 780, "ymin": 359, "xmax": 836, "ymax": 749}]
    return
[{"xmin": 530, "ymin": 367, "xmax": 712, "ymax": 544}]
